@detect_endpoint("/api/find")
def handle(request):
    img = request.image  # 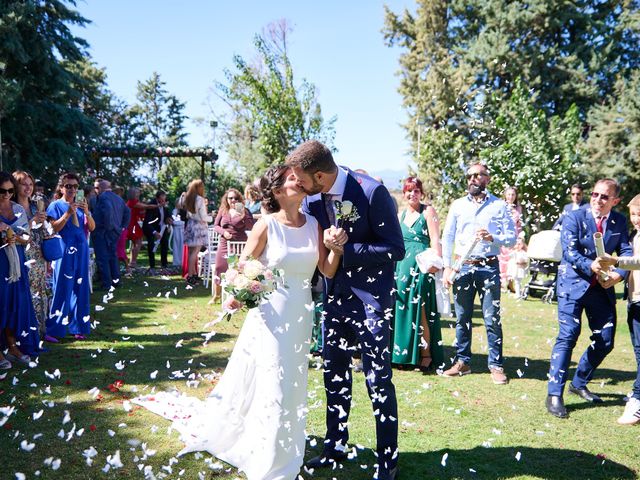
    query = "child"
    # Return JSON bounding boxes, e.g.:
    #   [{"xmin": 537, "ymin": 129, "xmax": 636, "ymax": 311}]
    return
[
  {"xmin": 507, "ymin": 234, "xmax": 529, "ymax": 298},
  {"xmin": 597, "ymin": 193, "xmax": 640, "ymax": 425}
]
